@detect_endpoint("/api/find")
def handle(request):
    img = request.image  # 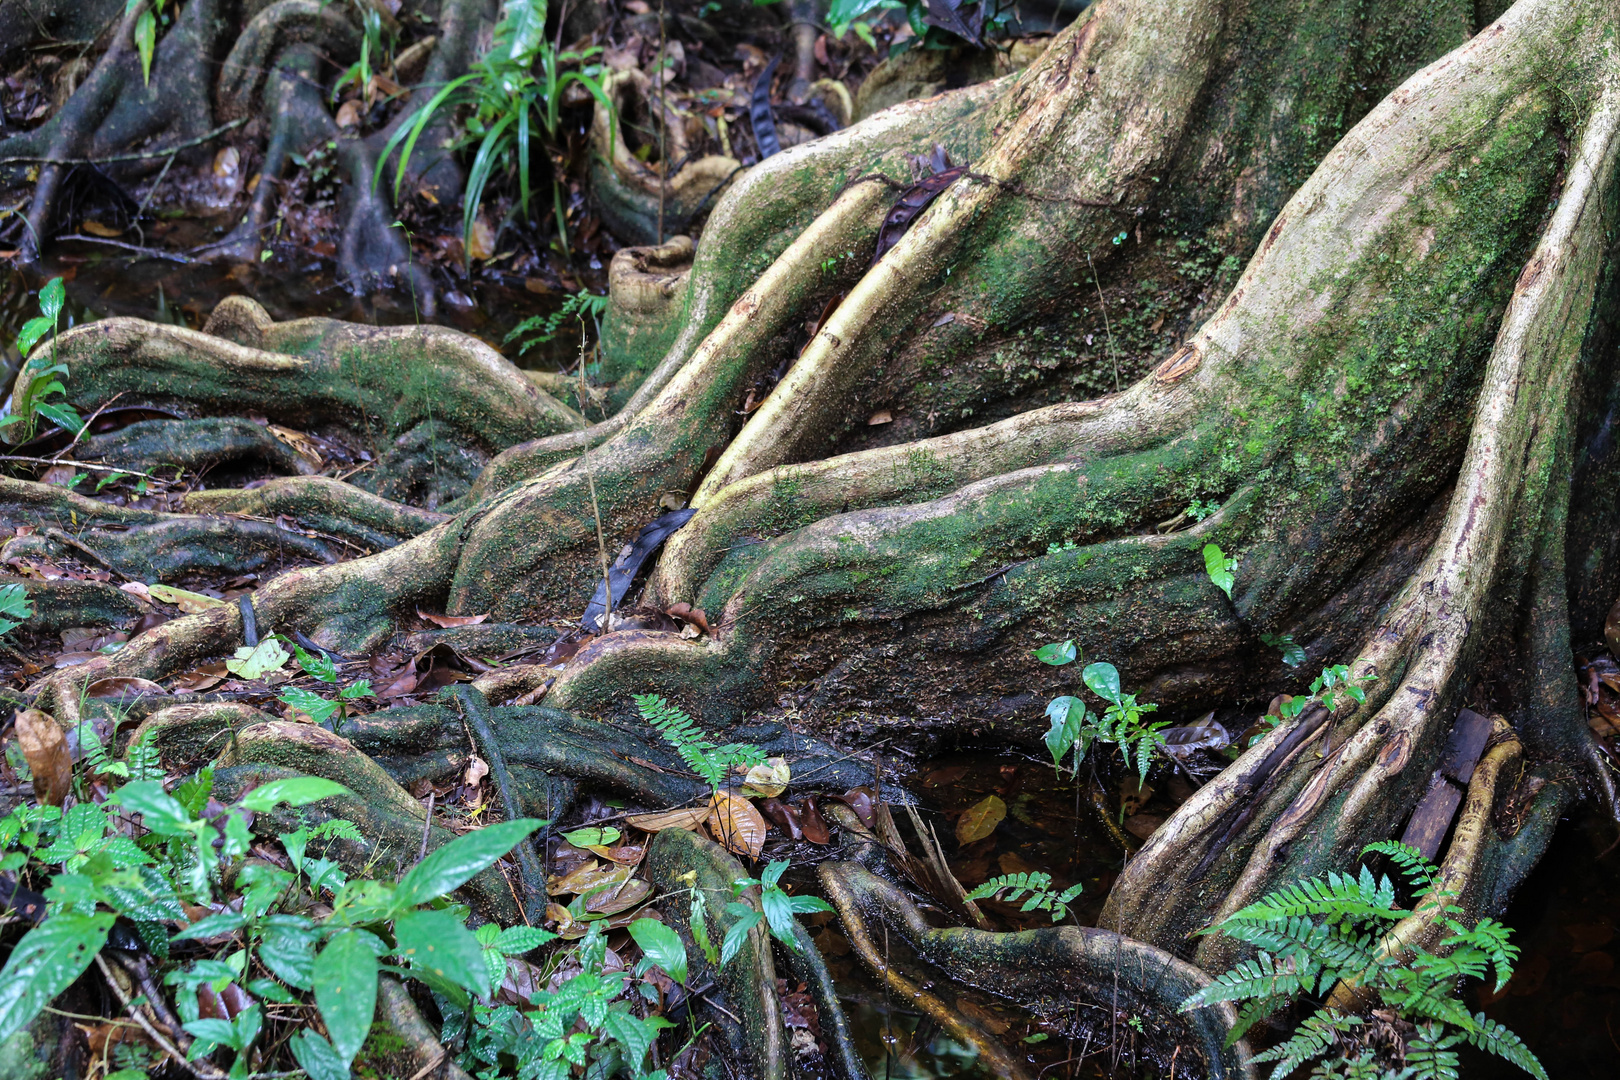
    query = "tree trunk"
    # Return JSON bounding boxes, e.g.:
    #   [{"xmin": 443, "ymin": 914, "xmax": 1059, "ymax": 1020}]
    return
[{"xmin": 10, "ymin": 0, "xmax": 1619, "ymax": 1068}]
